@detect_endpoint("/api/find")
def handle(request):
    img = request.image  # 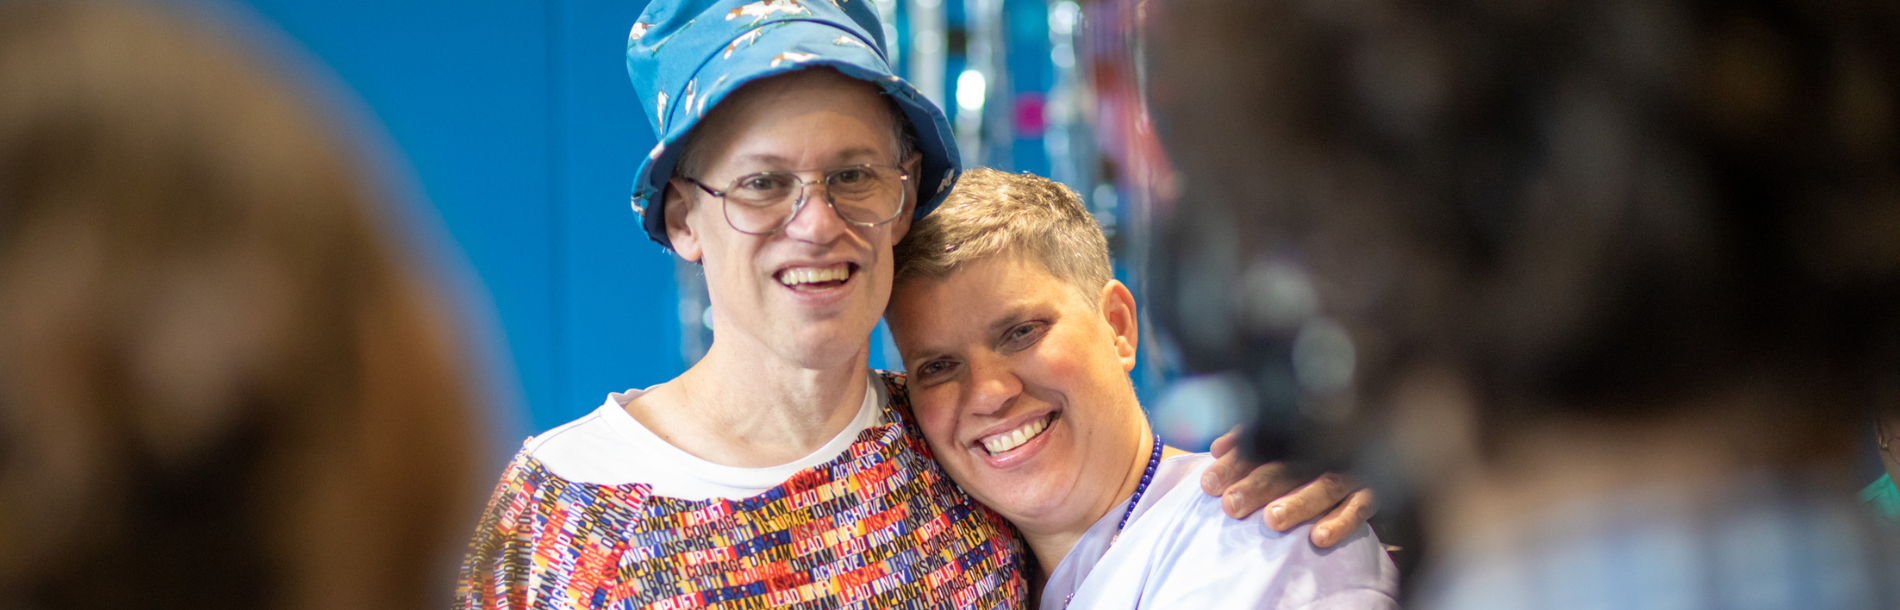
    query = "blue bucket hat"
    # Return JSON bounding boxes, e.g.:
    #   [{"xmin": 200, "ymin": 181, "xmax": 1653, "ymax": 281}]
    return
[{"xmin": 626, "ymin": 0, "xmax": 961, "ymax": 249}]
